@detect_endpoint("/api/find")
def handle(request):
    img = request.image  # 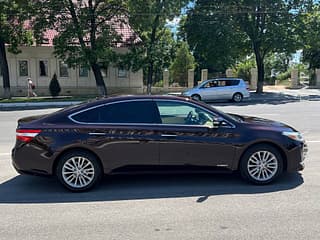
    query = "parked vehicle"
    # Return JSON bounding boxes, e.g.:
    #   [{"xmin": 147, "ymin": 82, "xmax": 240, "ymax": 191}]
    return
[
  {"xmin": 12, "ymin": 95, "xmax": 306, "ymax": 192},
  {"xmin": 182, "ymin": 78, "xmax": 250, "ymax": 102}
]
